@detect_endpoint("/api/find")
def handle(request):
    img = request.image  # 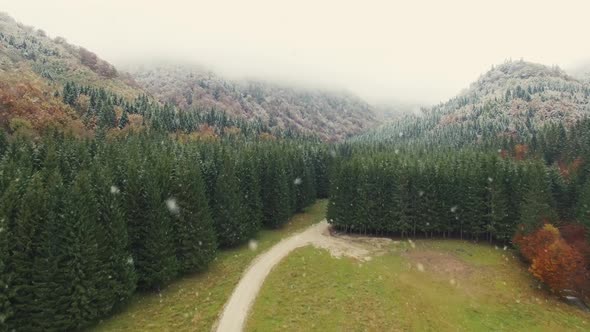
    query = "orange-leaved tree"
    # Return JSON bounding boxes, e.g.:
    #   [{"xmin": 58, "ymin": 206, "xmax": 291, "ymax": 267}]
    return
[
  {"xmin": 513, "ymin": 223, "xmax": 560, "ymax": 262},
  {"xmin": 530, "ymin": 238, "xmax": 585, "ymax": 295}
]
